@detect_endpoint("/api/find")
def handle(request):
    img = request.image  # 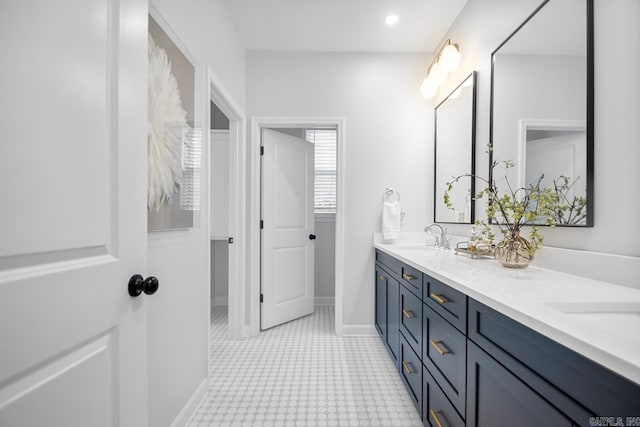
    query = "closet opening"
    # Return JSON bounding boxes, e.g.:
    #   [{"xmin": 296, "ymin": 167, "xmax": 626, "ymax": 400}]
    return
[{"xmin": 209, "ymin": 101, "xmax": 230, "ymax": 329}]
